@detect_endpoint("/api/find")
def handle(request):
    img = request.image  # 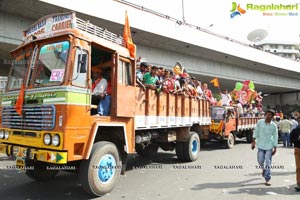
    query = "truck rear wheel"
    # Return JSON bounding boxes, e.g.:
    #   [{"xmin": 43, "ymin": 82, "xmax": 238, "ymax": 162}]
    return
[
  {"xmin": 176, "ymin": 132, "xmax": 200, "ymax": 162},
  {"xmin": 79, "ymin": 141, "xmax": 121, "ymax": 196},
  {"xmin": 25, "ymin": 160, "xmax": 59, "ymax": 181},
  {"xmin": 226, "ymin": 133, "xmax": 235, "ymax": 149}
]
